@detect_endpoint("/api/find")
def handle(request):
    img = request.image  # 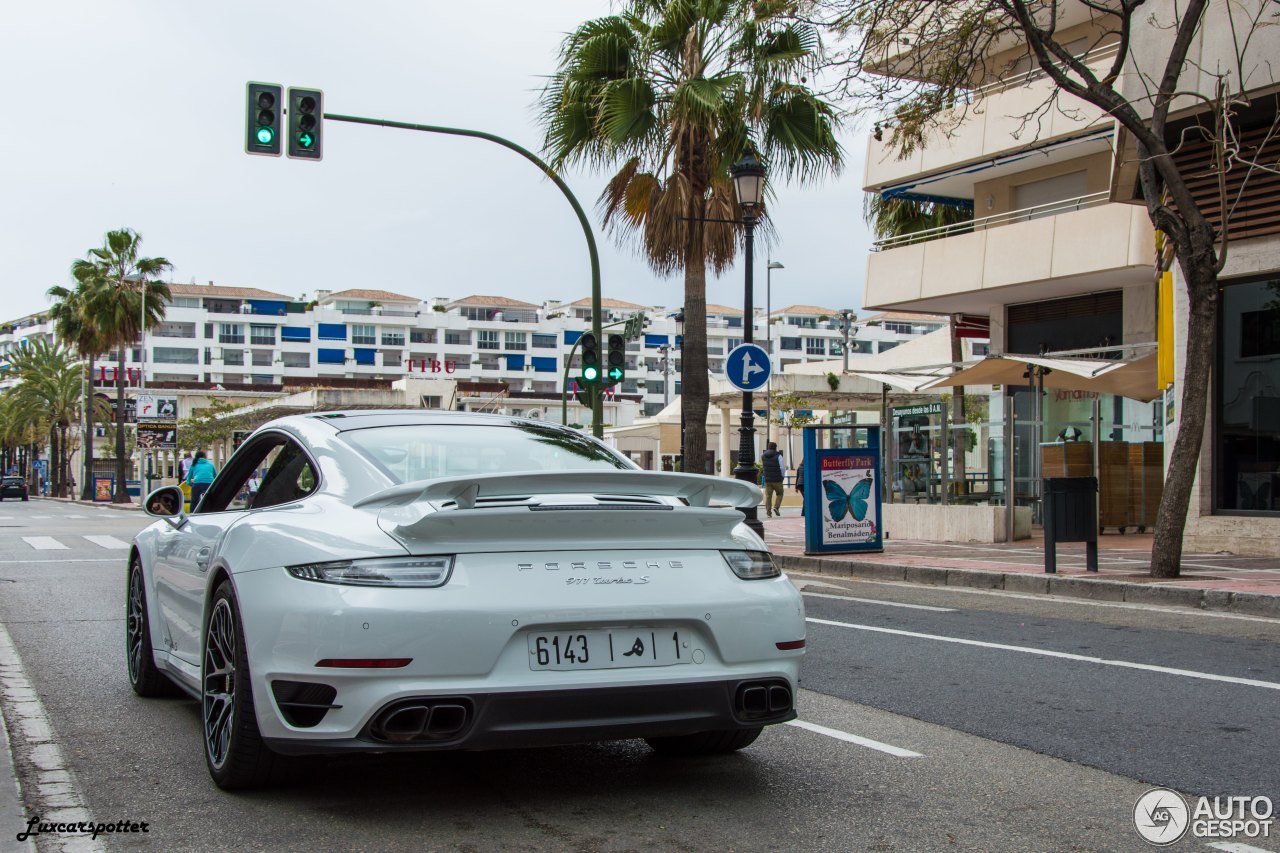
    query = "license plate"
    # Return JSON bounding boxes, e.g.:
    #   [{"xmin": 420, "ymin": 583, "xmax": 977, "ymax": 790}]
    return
[{"xmin": 528, "ymin": 629, "xmax": 693, "ymax": 671}]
